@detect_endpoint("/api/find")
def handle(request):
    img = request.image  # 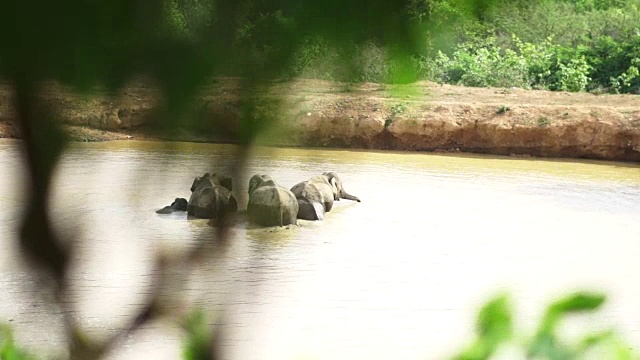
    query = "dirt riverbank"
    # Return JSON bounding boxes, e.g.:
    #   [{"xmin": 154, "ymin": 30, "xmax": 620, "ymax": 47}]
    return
[{"xmin": 1, "ymin": 78, "xmax": 639, "ymax": 161}]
